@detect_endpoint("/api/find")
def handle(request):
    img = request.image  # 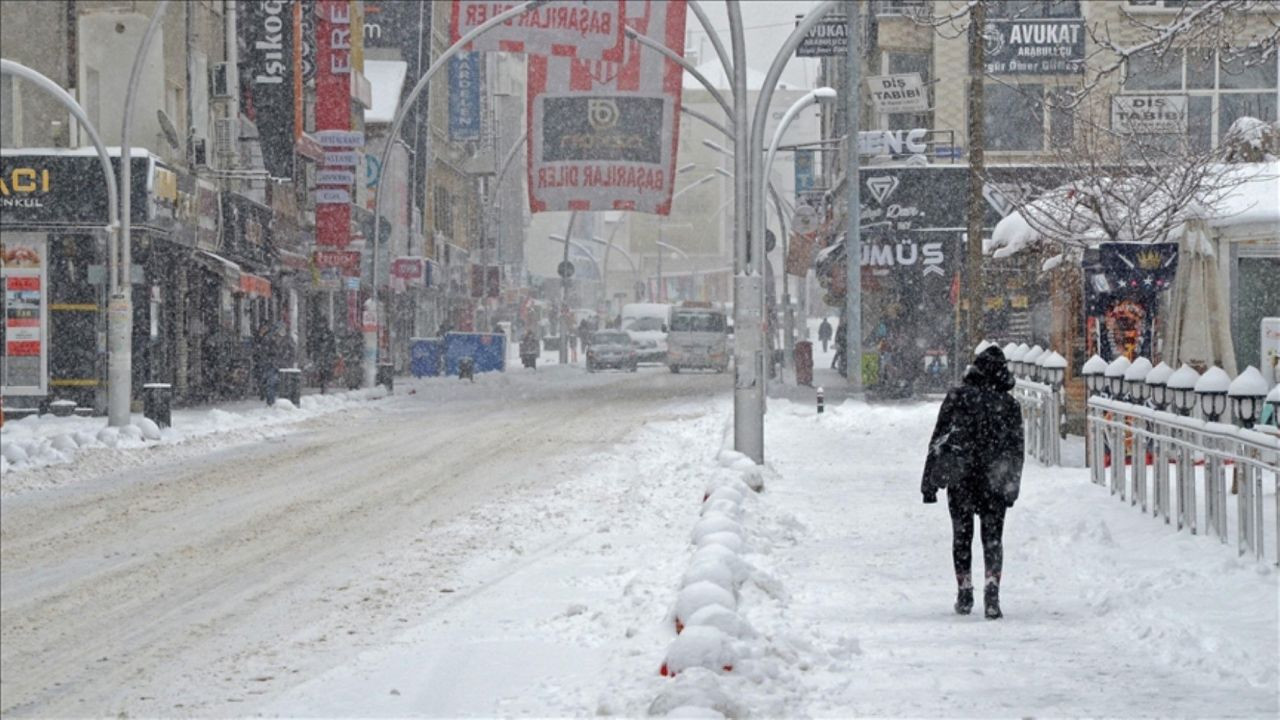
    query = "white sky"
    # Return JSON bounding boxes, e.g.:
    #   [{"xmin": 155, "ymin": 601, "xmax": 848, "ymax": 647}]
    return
[{"xmin": 685, "ymin": 1, "xmax": 825, "ymax": 89}]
